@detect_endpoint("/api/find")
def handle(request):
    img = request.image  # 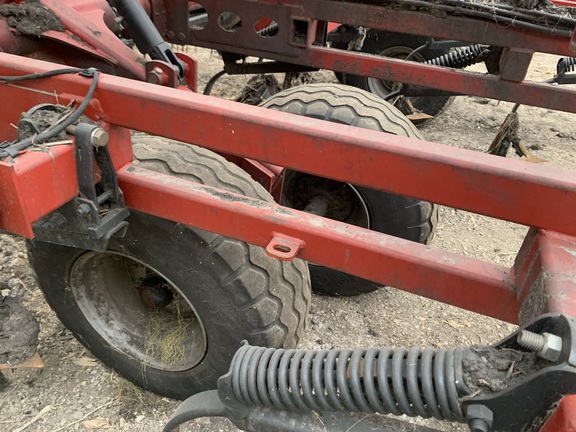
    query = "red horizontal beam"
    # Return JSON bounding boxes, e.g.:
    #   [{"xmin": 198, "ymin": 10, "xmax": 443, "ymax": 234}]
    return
[
  {"xmin": 118, "ymin": 165, "xmax": 518, "ymax": 323},
  {"xmin": 306, "ymin": 46, "xmax": 576, "ymax": 114},
  {"xmin": 2, "ymin": 56, "xmax": 576, "ymax": 237},
  {"xmin": 308, "ymin": 0, "xmax": 574, "ymax": 55},
  {"xmin": 92, "ymin": 74, "xmax": 576, "ymax": 237}
]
